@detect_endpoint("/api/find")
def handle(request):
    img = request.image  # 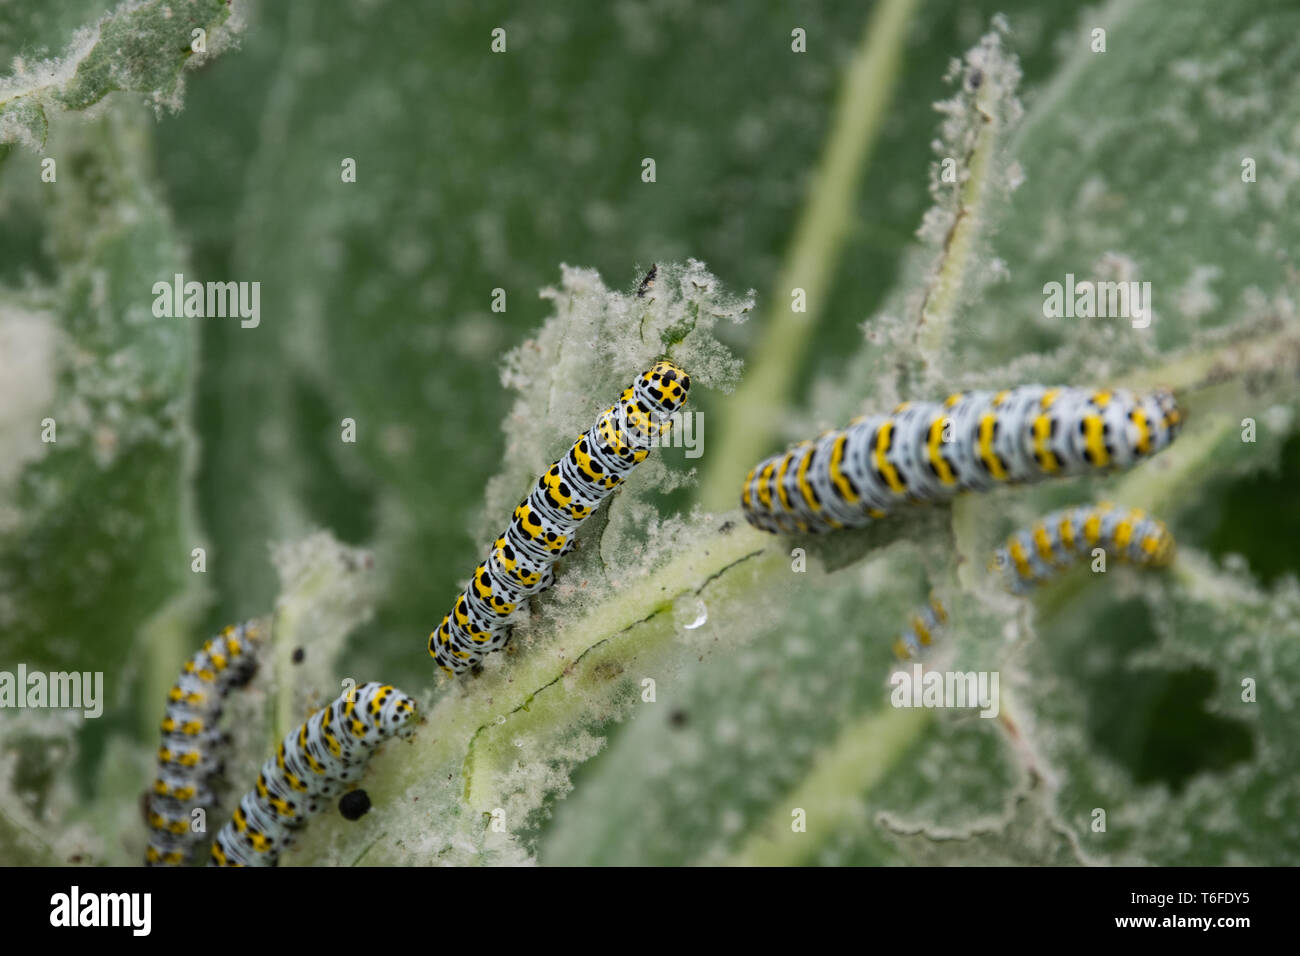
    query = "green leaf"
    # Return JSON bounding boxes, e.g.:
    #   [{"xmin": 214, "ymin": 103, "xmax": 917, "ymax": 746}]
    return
[
  {"xmin": 0, "ymin": 0, "xmax": 240, "ymax": 149},
  {"xmin": 5, "ymin": 0, "xmax": 1300, "ymax": 868},
  {"xmin": 0, "ymin": 109, "xmax": 199, "ymax": 787},
  {"xmin": 535, "ymin": 0, "xmax": 1300, "ymax": 867}
]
